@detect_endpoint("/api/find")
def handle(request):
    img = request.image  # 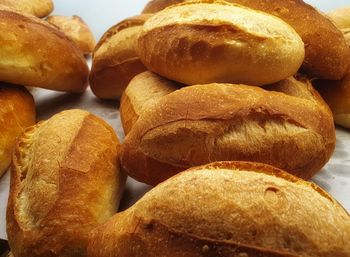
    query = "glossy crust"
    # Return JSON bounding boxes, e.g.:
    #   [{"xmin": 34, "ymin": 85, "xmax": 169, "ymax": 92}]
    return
[
  {"xmin": 46, "ymin": 15, "xmax": 96, "ymax": 55},
  {"xmin": 328, "ymin": 7, "xmax": 350, "ymax": 29},
  {"xmin": 0, "ymin": 7, "xmax": 89, "ymax": 93},
  {"xmin": 0, "ymin": 83, "xmax": 35, "ymax": 177},
  {"xmin": 7, "ymin": 110, "xmax": 126, "ymax": 257},
  {"xmin": 120, "ymin": 71, "xmax": 181, "ymax": 135},
  {"xmin": 137, "ymin": 1, "xmax": 305, "ymax": 86},
  {"xmin": 90, "ymin": 15, "xmax": 151, "ymax": 99},
  {"xmin": 121, "ymin": 80, "xmax": 335, "ymax": 186},
  {"xmin": 142, "ymin": 0, "xmax": 350, "ymax": 80},
  {"xmin": 0, "ymin": 0, "xmax": 53, "ymax": 17},
  {"xmin": 88, "ymin": 161, "xmax": 350, "ymax": 257},
  {"xmin": 315, "ymin": 74, "xmax": 350, "ymax": 128}
]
